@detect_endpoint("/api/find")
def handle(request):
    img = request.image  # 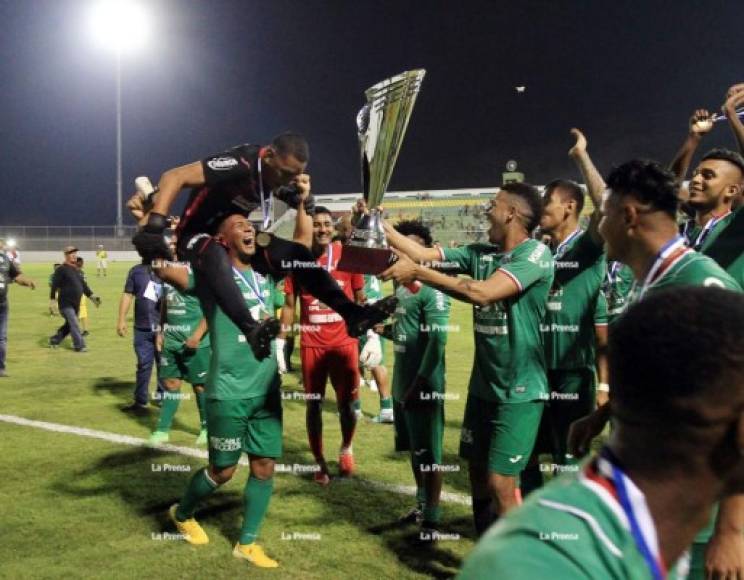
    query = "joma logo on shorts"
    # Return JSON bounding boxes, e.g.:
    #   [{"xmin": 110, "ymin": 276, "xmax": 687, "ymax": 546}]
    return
[{"xmin": 209, "ymin": 437, "xmax": 241, "ymax": 451}]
